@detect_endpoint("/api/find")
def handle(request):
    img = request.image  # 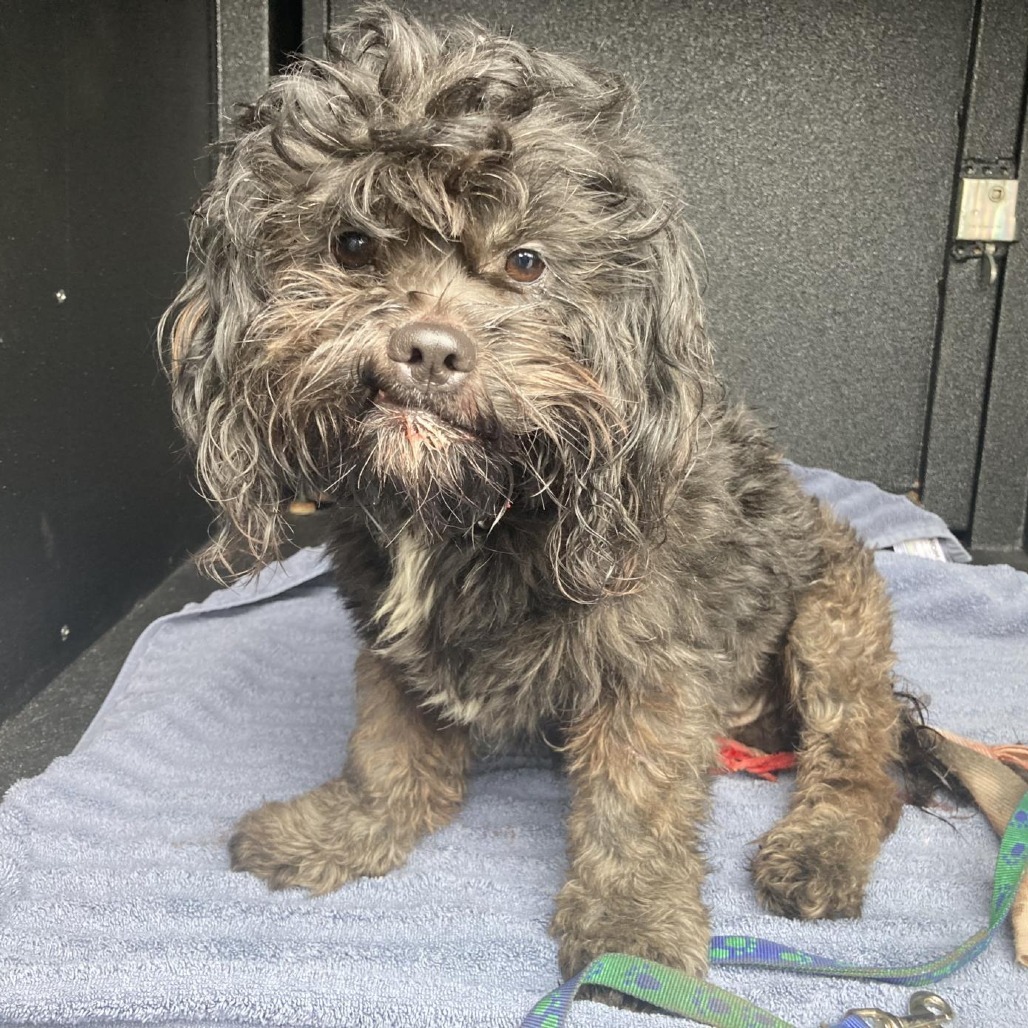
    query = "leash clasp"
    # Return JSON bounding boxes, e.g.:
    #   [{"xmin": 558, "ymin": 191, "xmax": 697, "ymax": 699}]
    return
[{"xmin": 828, "ymin": 991, "xmax": 955, "ymax": 1028}]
